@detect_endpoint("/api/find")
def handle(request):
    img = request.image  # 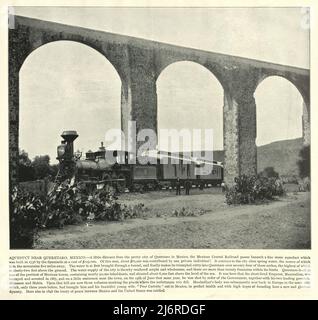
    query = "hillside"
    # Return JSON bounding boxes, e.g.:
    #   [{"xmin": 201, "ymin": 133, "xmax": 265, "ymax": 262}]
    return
[
  {"xmin": 211, "ymin": 137, "xmax": 303, "ymax": 176},
  {"xmin": 257, "ymin": 138, "xmax": 303, "ymax": 176}
]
